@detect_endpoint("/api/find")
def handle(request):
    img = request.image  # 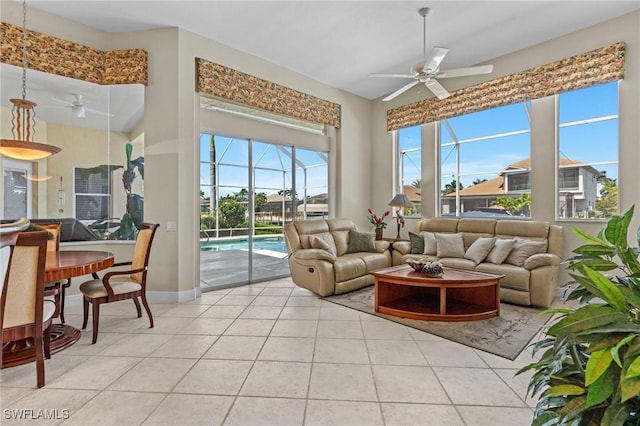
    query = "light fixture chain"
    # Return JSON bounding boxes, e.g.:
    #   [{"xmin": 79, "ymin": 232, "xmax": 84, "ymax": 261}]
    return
[{"xmin": 21, "ymin": 0, "xmax": 27, "ymax": 100}]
